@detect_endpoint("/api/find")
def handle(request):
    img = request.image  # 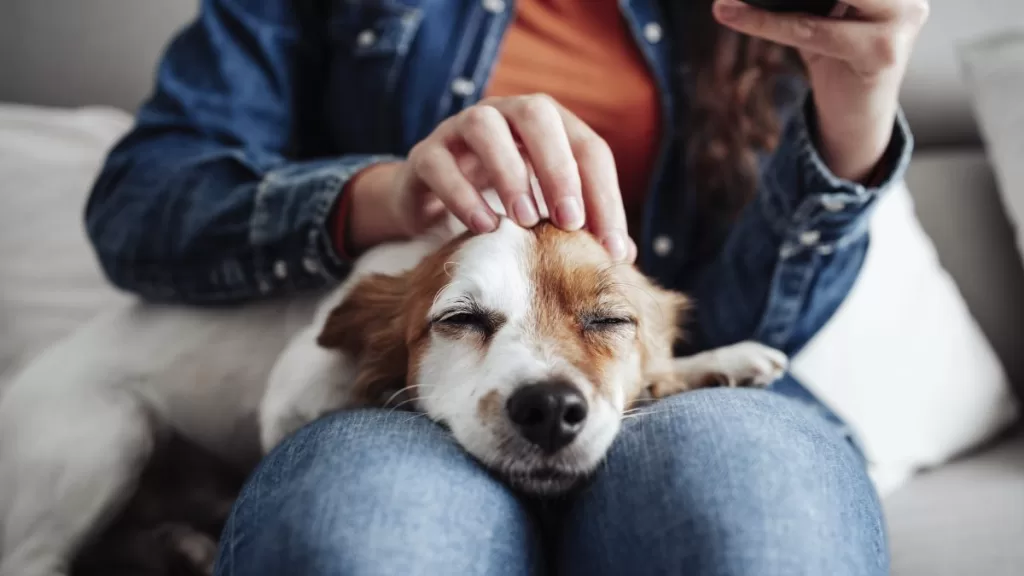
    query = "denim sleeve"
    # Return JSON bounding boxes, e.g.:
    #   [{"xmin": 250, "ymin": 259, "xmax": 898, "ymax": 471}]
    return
[
  {"xmin": 685, "ymin": 96, "xmax": 914, "ymax": 357},
  {"xmin": 85, "ymin": 0, "xmax": 400, "ymax": 303}
]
